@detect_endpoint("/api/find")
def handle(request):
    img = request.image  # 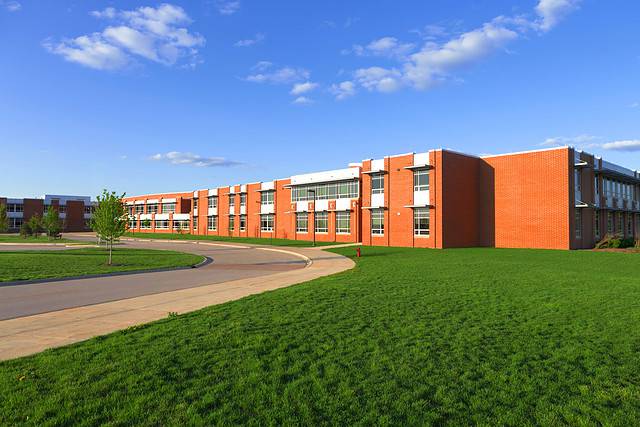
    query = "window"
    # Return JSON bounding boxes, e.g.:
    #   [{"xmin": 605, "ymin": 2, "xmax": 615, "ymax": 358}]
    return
[
  {"xmin": 336, "ymin": 212, "xmax": 351, "ymax": 234},
  {"xmin": 291, "ymin": 180, "xmax": 359, "ymax": 202},
  {"xmin": 594, "ymin": 210, "xmax": 600, "ymax": 240},
  {"xmin": 607, "ymin": 212, "xmax": 613, "ymax": 234},
  {"xmin": 9, "ymin": 218, "xmax": 23, "ymax": 229},
  {"xmin": 228, "ymin": 216, "xmax": 235, "ymax": 231},
  {"xmin": 58, "ymin": 205, "xmax": 66, "ymax": 214},
  {"xmin": 173, "ymin": 220, "xmax": 189, "ymax": 231},
  {"xmin": 140, "ymin": 220, "xmax": 151, "ymax": 229},
  {"xmin": 414, "ymin": 170, "xmax": 429, "ymax": 192},
  {"xmin": 575, "ymin": 210, "xmax": 582, "ymax": 239},
  {"xmin": 229, "ymin": 195, "xmax": 235, "ymax": 209},
  {"xmin": 371, "ymin": 209, "xmax": 384, "ymax": 235},
  {"xmin": 207, "ymin": 216, "xmax": 217, "ymax": 231},
  {"xmin": 575, "ymin": 169, "xmax": 581, "ymax": 192},
  {"xmin": 240, "ymin": 194, "xmax": 246, "ymax": 207},
  {"xmin": 414, "ymin": 208, "xmax": 430, "ymax": 236},
  {"xmin": 240, "ymin": 215, "xmax": 246, "ymax": 231},
  {"xmin": 129, "ymin": 220, "xmax": 137, "ymax": 230},
  {"xmin": 7, "ymin": 203, "xmax": 24, "ymax": 213},
  {"xmin": 162, "ymin": 203, "xmax": 176, "ymax": 213},
  {"xmin": 193, "ymin": 217, "xmax": 198, "ymax": 231},
  {"xmin": 193, "ymin": 199, "xmax": 198, "ymax": 210},
  {"xmin": 84, "ymin": 205, "xmax": 93, "ymax": 215},
  {"xmin": 627, "ymin": 214, "xmax": 633, "ymax": 236},
  {"xmin": 371, "ymin": 174, "xmax": 384, "ymax": 195},
  {"xmin": 617, "ymin": 213, "xmax": 623, "ymax": 235},
  {"xmin": 315, "ymin": 212, "xmax": 328, "ymax": 233},
  {"xmin": 296, "ymin": 212, "xmax": 308, "ymax": 233},
  {"xmin": 128, "ymin": 206, "xmax": 135, "ymax": 216},
  {"xmin": 208, "ymin": 196, "xmax": 218, "ymax": 209},
  {"xmin": 261, "ymin": 191, "xmax": 274, "ymax": 205},
  {"xmin": 147, "ymin": 203, "xmax": 158, "ymax": 214},
  {"xmin": 261, "ymin": 214, "xmax": 274, "ymax": 232},
  {"xmin": 155, "ymin": 220, "xmax": 169, "ymax": 229}
]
